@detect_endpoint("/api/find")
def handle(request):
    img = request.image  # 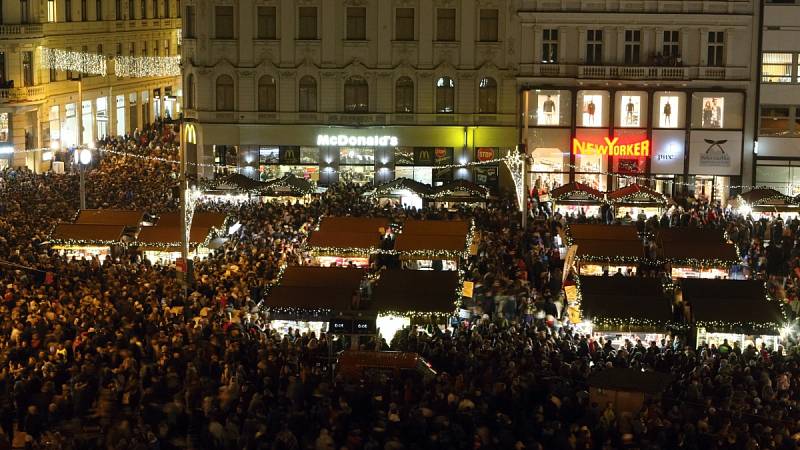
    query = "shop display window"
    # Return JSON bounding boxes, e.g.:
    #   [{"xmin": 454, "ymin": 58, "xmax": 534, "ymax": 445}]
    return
[
  {"xmin": 396, "ymin": 147, "xmax": 414, "ymax": 165},
  {"xmin": 691, "ymin": 92, "xmax": 744, "ymax": 130},
  {"xmin": 577, "ymin": 90, "xmax": 610, "ymax": 127},
  {"xmin": 300, "ymin": 147, "xmax": 319, "ymax": 164},
  {"xmin": 259, "ymin": 147, "xmax": 279, "ymax": 164},
  {"xmin": 615, "ymin": 91, "xmax": 647, "ymax": 128},
  {"xmin": 528, "ymin": 90, "xmax": 572, "ymax": 127},
  {"xmin": 340, "ymin": 165, "xmax": 374, "ymax": 184},
  {"xmin": 340, "ymin": 147, "xmax": 374, "ymax": 165},
  {"xmin": 396, "ymin": 166, "xmax": 433, "ymax": 185}
]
